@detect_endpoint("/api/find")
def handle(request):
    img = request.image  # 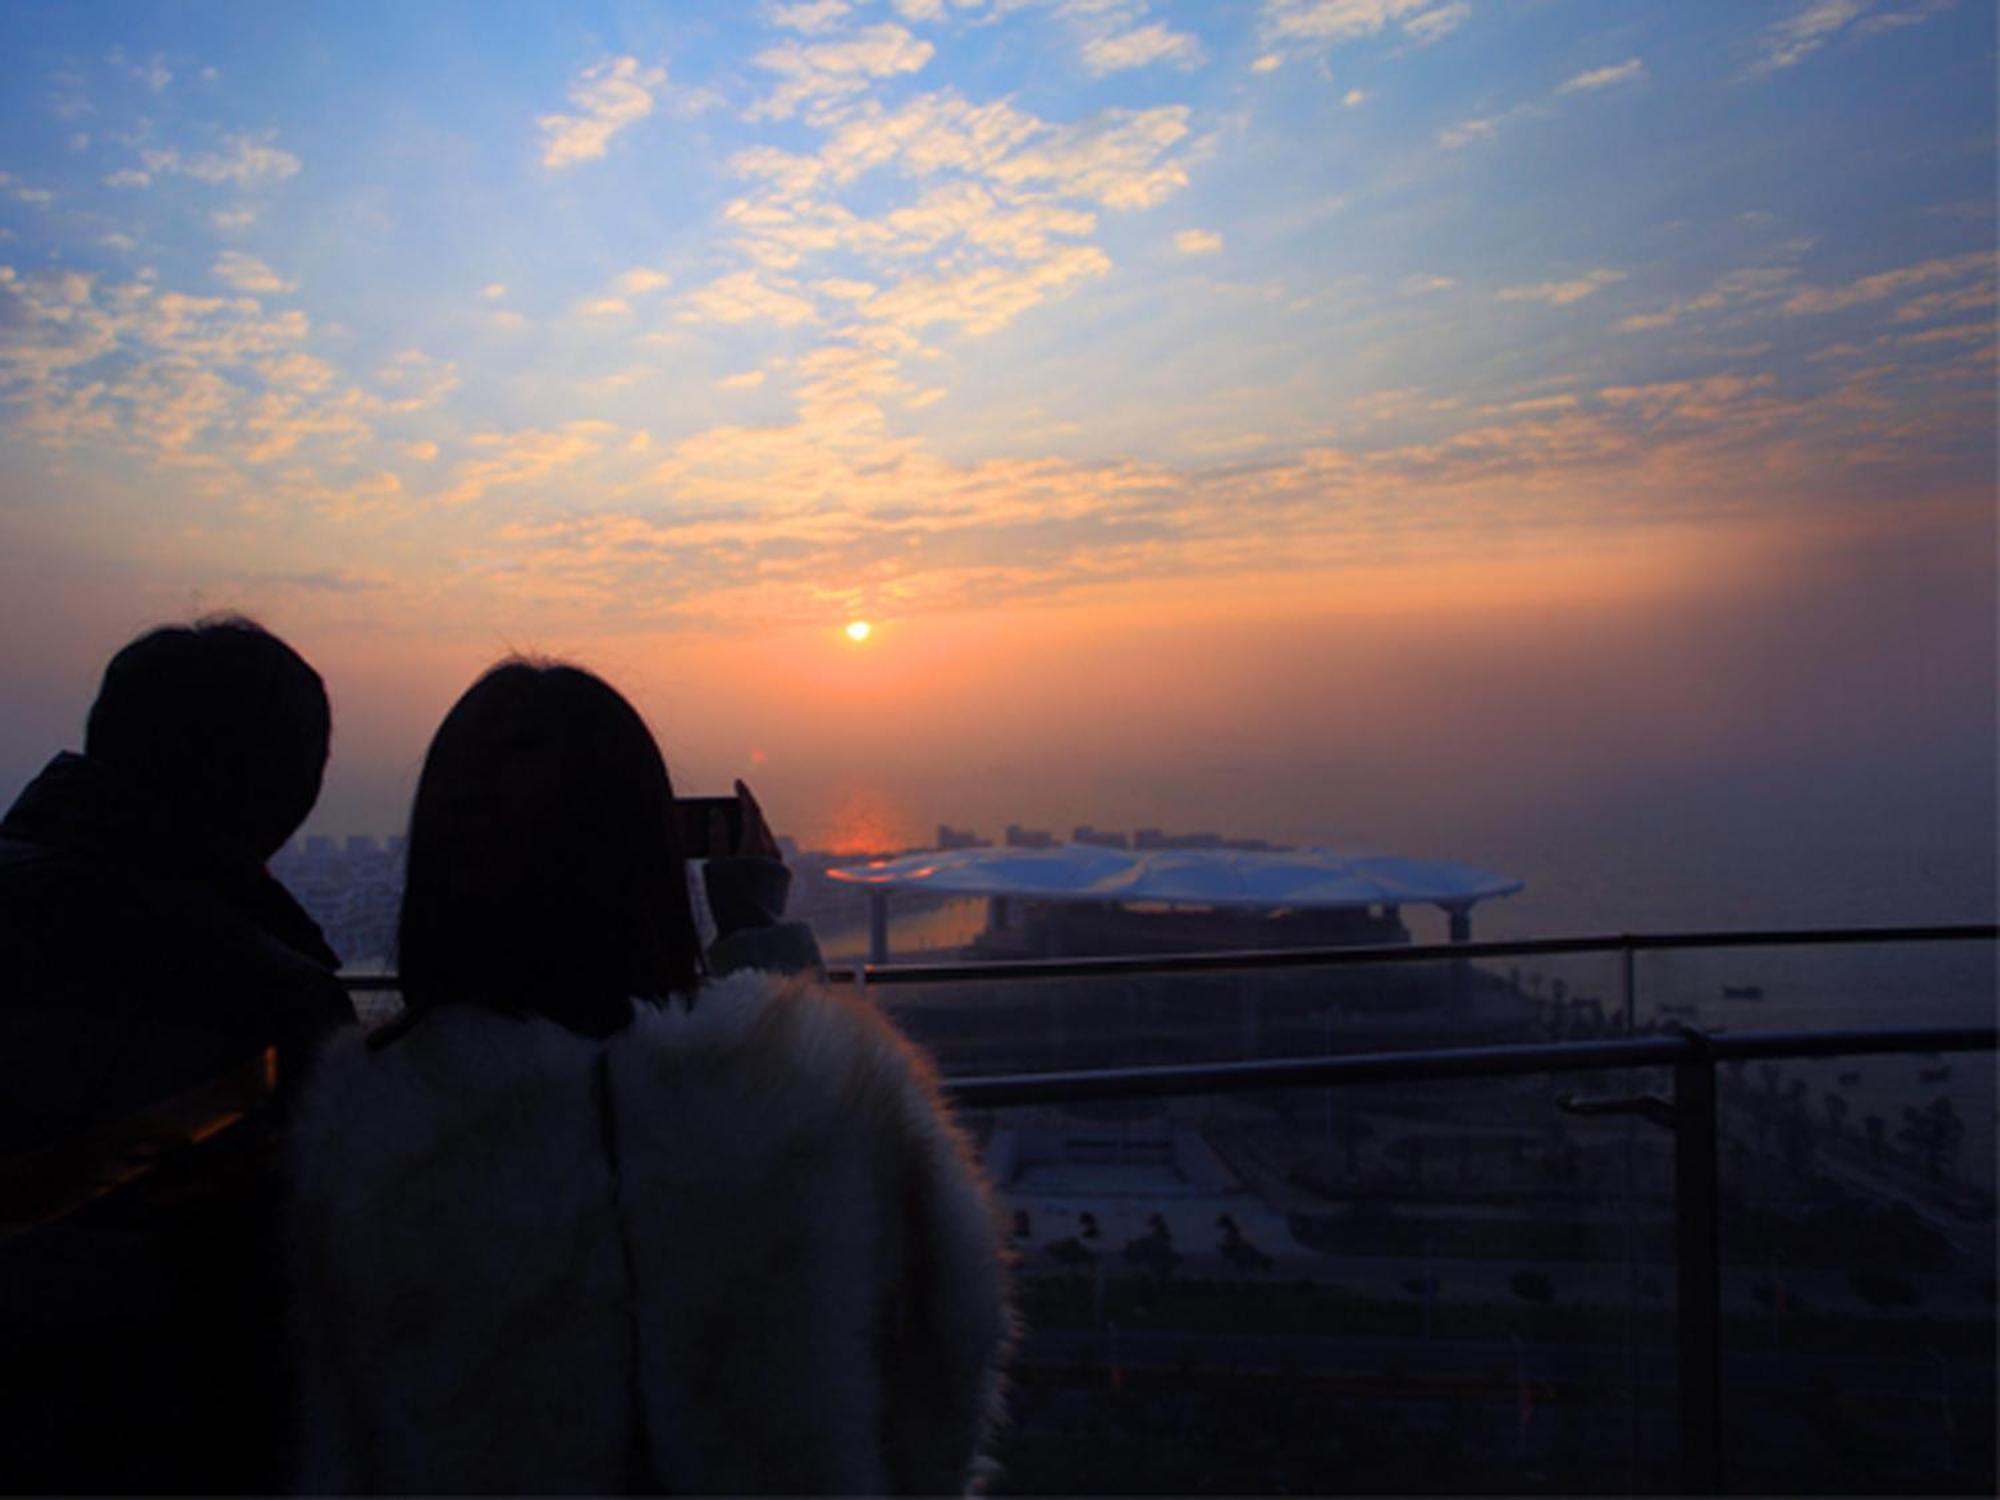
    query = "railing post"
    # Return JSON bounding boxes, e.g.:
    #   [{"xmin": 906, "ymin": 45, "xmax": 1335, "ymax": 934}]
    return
[
  {"xmin": 1620, "ymin": 942, "xmax": 1637, "ymax": 1033},
  {"xmin": 867, "ymin": 890, "xmax": 890, "ymax": 966},
  {"xmin": 1674, "ymin": 1036, "xmax": 1723, "ymax": 1495}
]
